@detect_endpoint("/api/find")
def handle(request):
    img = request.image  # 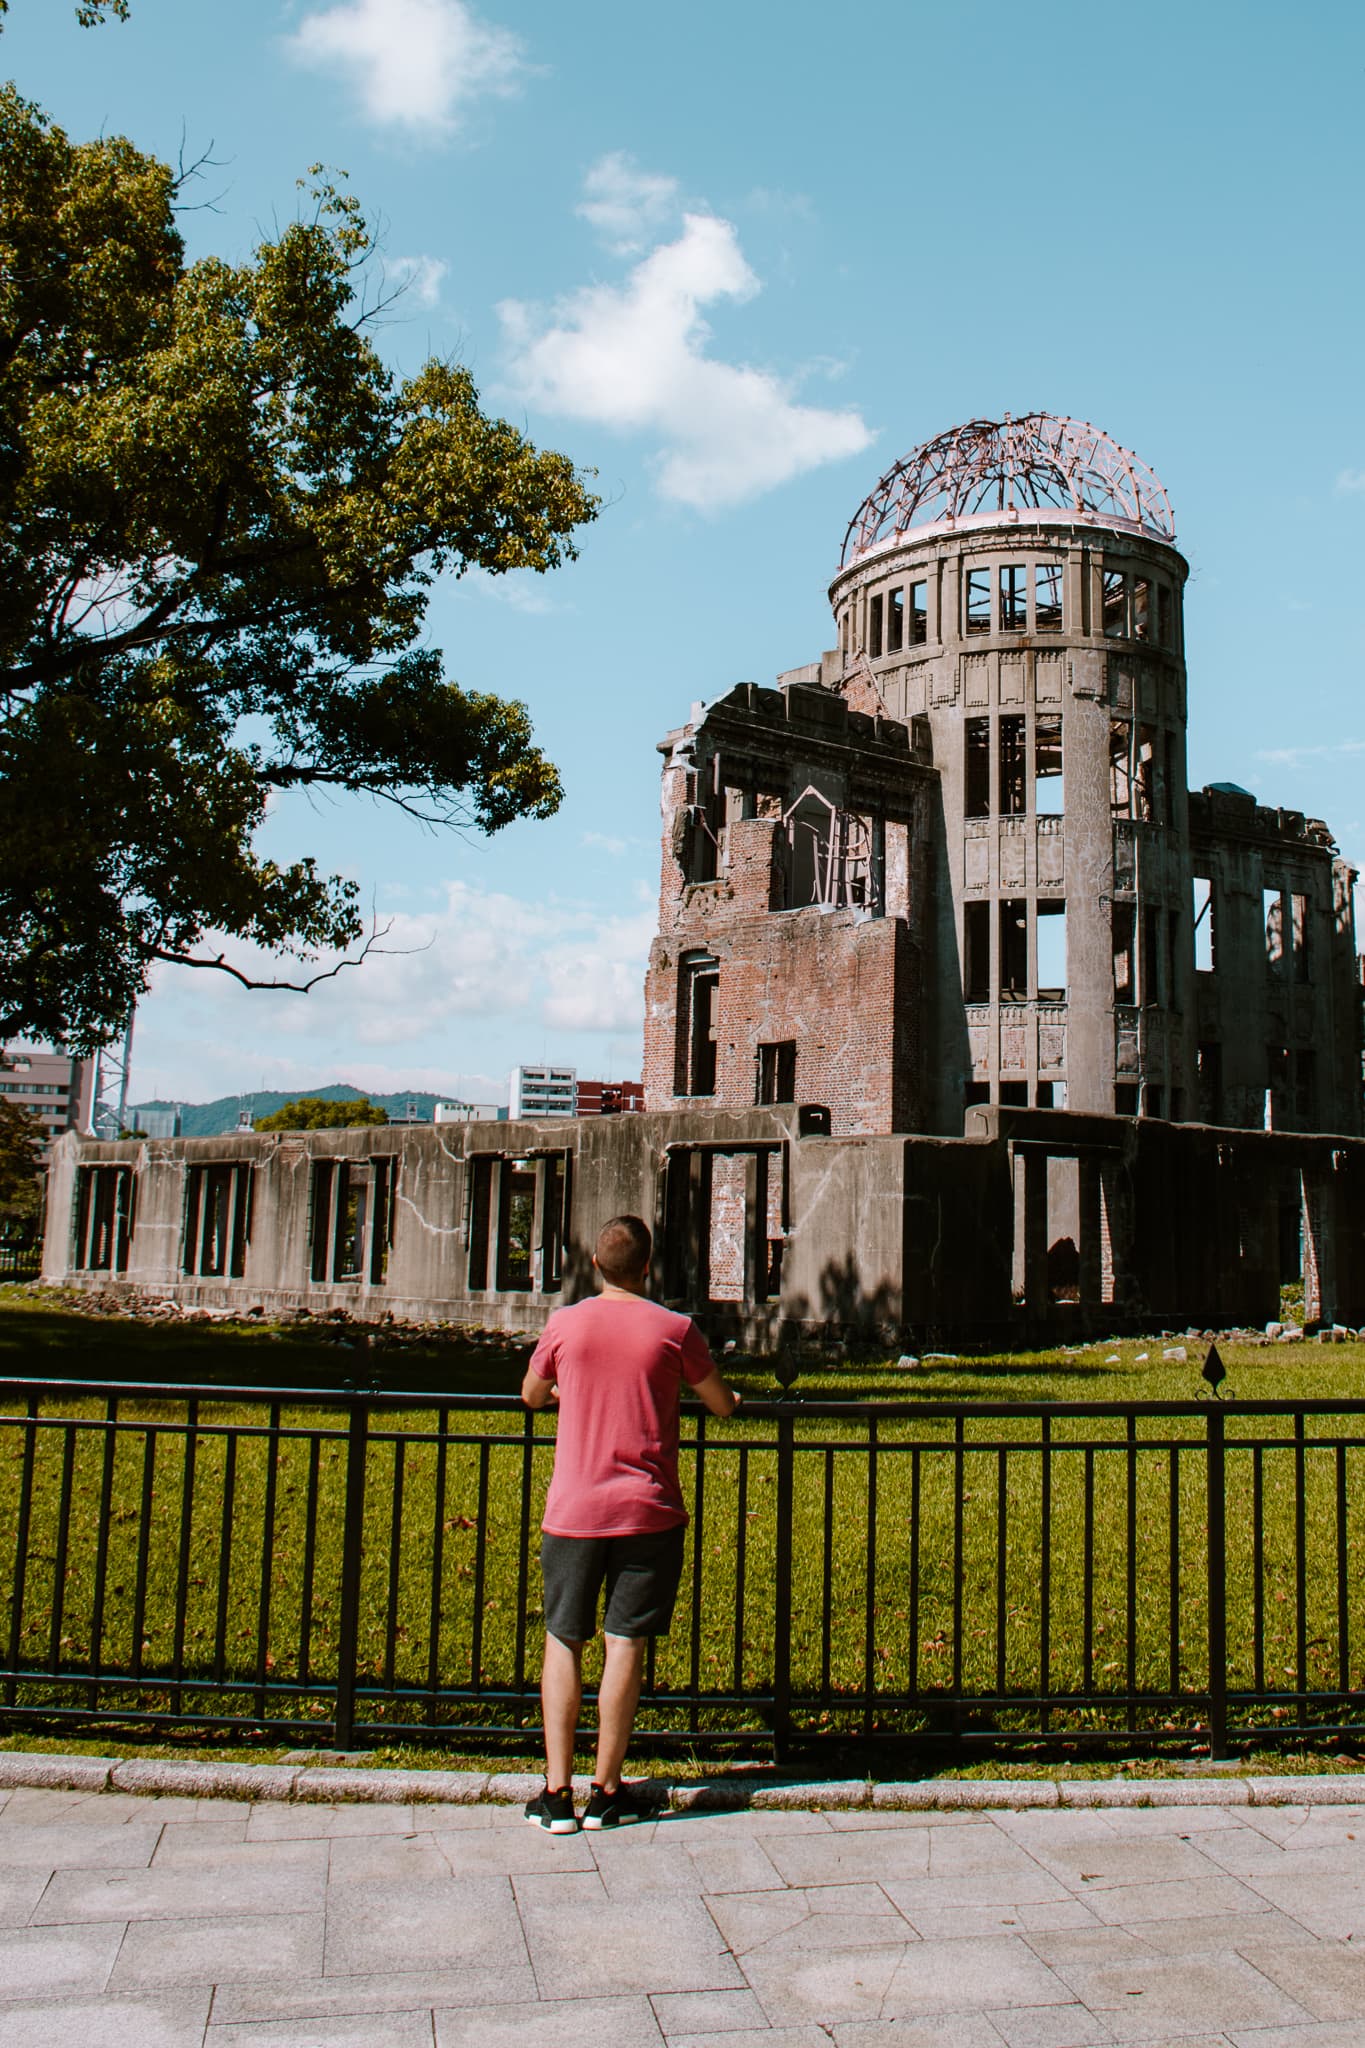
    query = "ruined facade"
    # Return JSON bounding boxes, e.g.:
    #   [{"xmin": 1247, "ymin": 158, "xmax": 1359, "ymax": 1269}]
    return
[
  {"xmin": 643, "ymin": 417, "xmax": 1362, "ymax": 1140},
  {"xmin": 41, "ymin": 417, "xmax": 1365, "ymax": 1346}
]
